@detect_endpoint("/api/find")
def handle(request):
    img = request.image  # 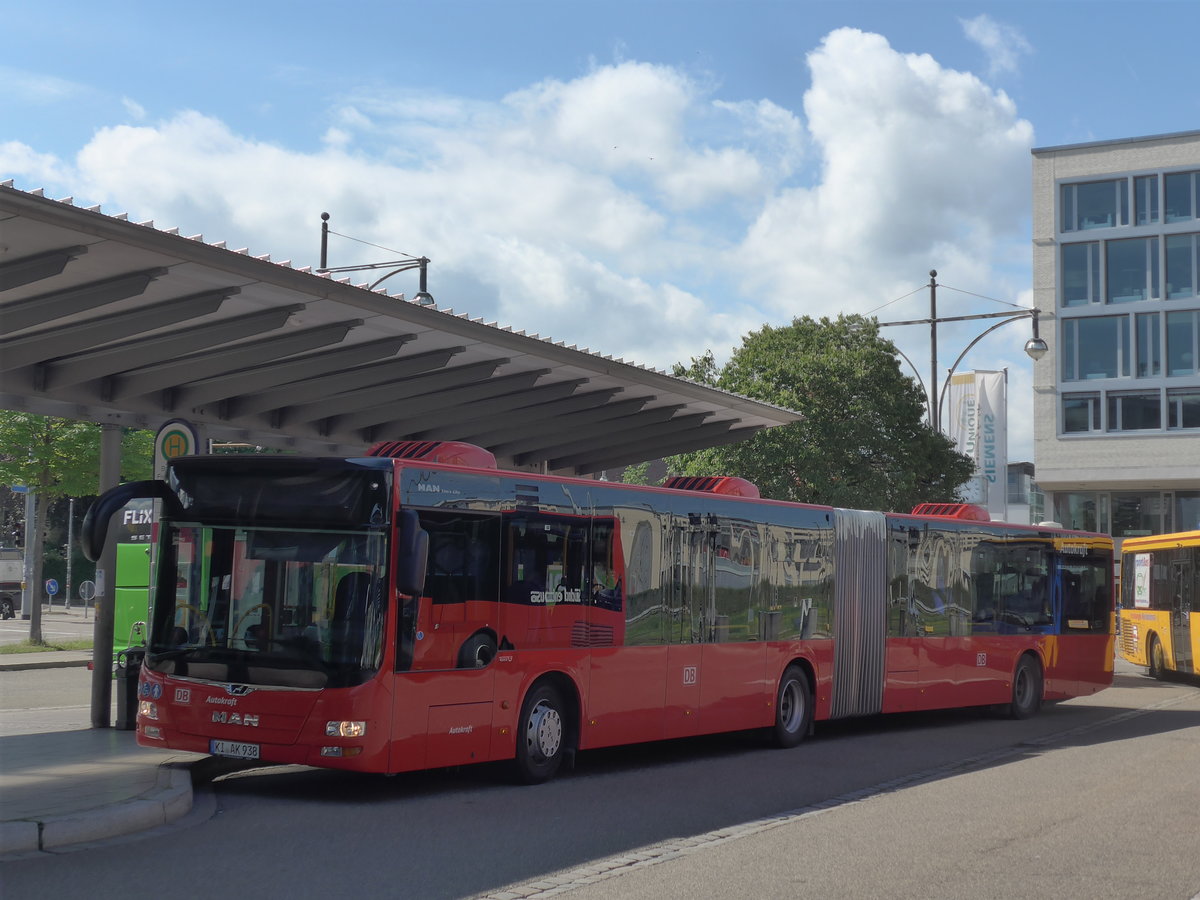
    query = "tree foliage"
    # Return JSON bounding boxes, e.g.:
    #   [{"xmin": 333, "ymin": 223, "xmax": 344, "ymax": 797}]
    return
[
  {"xmin": 666, "ymin": 316, "xmax": 975, "ymax": 512},
  {"xmin": 0, "ymin": 412, "xmax": 154, "ymax": 642}
]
